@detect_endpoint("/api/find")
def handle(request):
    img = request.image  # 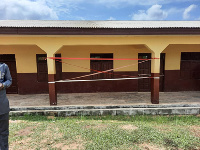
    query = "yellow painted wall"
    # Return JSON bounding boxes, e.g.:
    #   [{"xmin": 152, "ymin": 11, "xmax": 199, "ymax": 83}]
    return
[
  {"xmin": 0, "ymin": 35, "xmax": 200, "ymax": 74},
  {"xmin": 163, "ymin": 44, "xmax": 200, "ymax": 70},
  {"xmin": 0, "ymin": 45, "xmax": 46, "ymax": 73},
  {"xmin": 1, "ymin": 36, "xmax": 200, "ymax": 48},
  {"xmin": 1, "ymin": 44, "xmax": 200, "ymax": 73},
  {"xmin": 58, "ymin": 45, "xmax": 150, "ymax": 72}
]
